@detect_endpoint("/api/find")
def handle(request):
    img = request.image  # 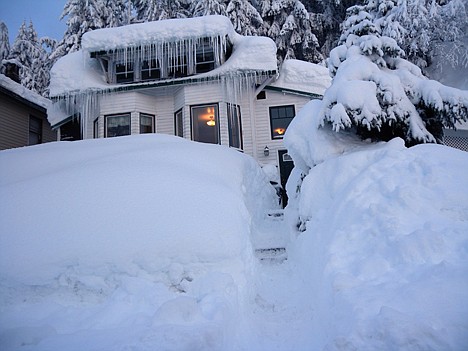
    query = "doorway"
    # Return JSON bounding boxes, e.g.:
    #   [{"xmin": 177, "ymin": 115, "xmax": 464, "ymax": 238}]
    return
[{"xmin": 278, "ymin": 150, "xmax": 294, "ymax": 207}]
